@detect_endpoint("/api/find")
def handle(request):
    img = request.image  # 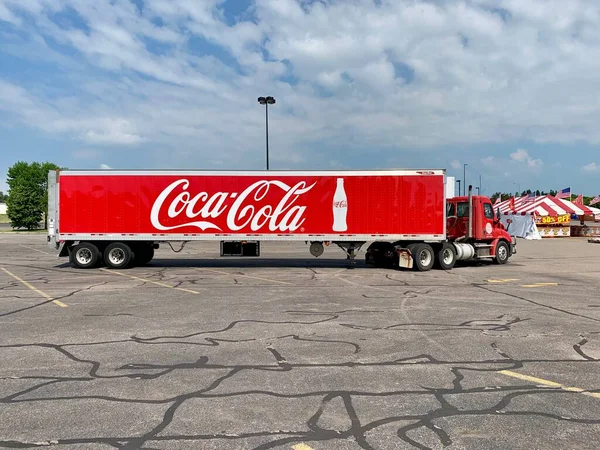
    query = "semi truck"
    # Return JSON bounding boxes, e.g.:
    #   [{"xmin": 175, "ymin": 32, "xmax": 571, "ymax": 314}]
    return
[{"xmin": 47, "ymin": 169, "xmax": 516, "ymax": 271}]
